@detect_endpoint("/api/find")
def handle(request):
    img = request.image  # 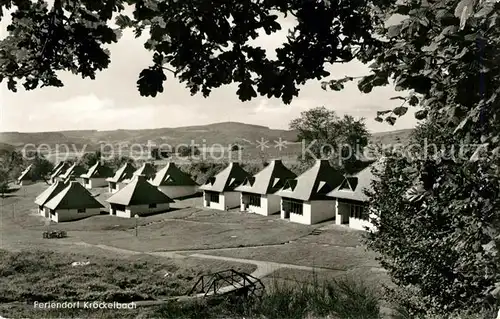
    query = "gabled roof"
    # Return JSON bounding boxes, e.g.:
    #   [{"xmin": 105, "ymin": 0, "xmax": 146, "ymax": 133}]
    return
[
  {"xmin": 50, "ymin": 162, "xmax": 70, "ymax": 179},
  {"xmin": 122, "ymin": 163, "xmax": 156, "ymax": 183},
  {"xmin": 44, "ymin": 181, "xmax": 104, "ymax": 210},
  {"xmin": 80, "ymin": 162, "xmax": 114, "ymax": 179},
  {"xmin": 50, "ymin": 162, "xmax": 65, "ymax": 175},
  {"xmin": 106, "ymin": 175, "xmax": 174, "ymax": 206},
  {"xmin": 34, "ymin": 180, "xmax": 68, "ymax": 206},
  {"xmin": 235, "ymin": 160, "xmax": 297, "ymax": 195},
  {"xmin": 274, "ymin": 159, "xmax": 344, "ymax": 201},
  {"xmin": 150, "ymin": 162, "xmax": 198, "ymax": 186},
  {"xmin": 106, "ymin": 162, "xmax": 135, "ymax": 183},
  {"xmin": 198, "ymin": 162, "xmax": 251, "ymax": 192},
  {"xmin": 327, "ymin": 158, "xmax": 385, "ymax": 202},
  {"xmin": 18, "ymin": 164, "xmax": 34, "ymax": 181},
  {"xmin": 60, "ymin": 163, "xmax": 86, "ymax": 181}
]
